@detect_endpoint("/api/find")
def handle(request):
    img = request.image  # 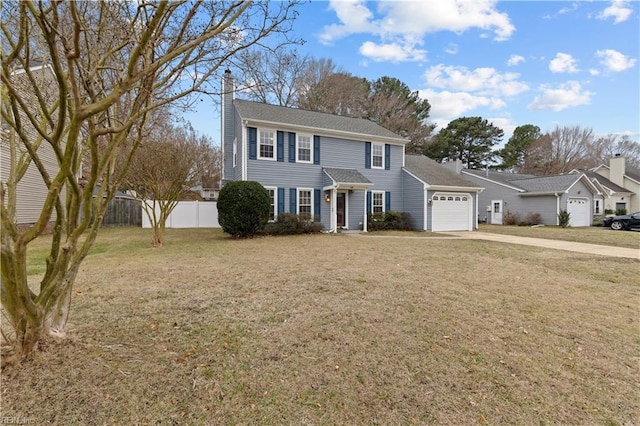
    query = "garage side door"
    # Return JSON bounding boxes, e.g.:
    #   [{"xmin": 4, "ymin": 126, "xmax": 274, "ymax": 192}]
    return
[
  {"xmin": 567, "ymin": 198, "xmax": 590, "ymax": 227},
  {"xmin": 431, "ymin": 193, "xmax": 472, "ymax": 232}
]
